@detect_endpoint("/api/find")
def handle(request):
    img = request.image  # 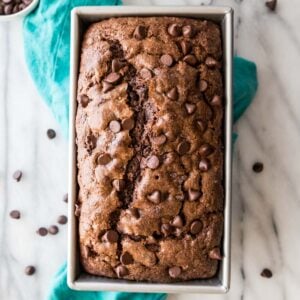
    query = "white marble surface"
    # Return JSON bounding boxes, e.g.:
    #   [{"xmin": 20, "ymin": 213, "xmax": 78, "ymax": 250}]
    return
[{"xmin": 1, "ymin": 0, "xmax": 300, "ymax": 299}]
